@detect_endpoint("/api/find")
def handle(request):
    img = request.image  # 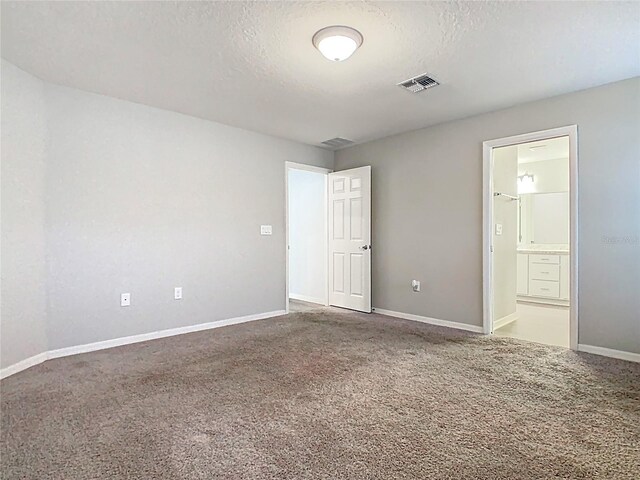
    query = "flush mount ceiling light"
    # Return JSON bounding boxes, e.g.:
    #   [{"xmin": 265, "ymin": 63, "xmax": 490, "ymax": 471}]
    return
[{"xmin": 312, "ymin": 26, "xmax": 363, "ymax": 62}]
